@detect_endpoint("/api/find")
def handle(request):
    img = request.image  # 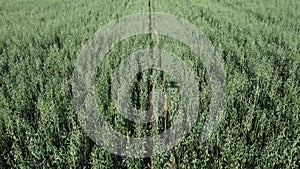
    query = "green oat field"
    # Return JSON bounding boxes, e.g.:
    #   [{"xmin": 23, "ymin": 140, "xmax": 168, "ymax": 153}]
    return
[{"xmin": 0, "ymin": 0, "xmax": 299, "ymax": 168}]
